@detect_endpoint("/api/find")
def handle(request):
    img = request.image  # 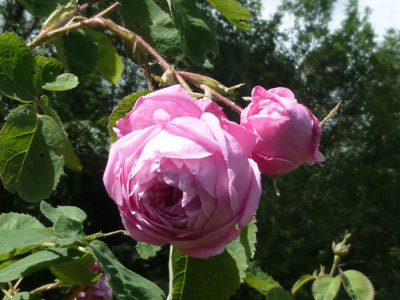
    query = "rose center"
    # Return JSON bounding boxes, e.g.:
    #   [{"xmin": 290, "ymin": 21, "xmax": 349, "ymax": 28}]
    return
[{"xmin": 151, "ymin": 183, "xmax": 183, "ymax": 207}]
